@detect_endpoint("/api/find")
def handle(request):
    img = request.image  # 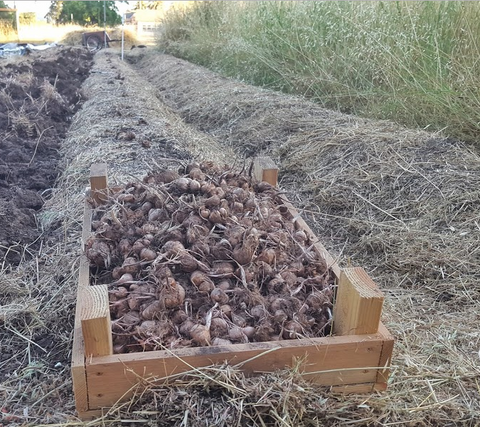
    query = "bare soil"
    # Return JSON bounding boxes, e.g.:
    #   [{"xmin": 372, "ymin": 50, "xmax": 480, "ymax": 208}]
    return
[
  {"xmin": 0, "ymin": 47, "xmax": 479, "ymax": 426},
  {"xmin": 0, "ymin": 47, "xmax": 93, "ymax": 264}
]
